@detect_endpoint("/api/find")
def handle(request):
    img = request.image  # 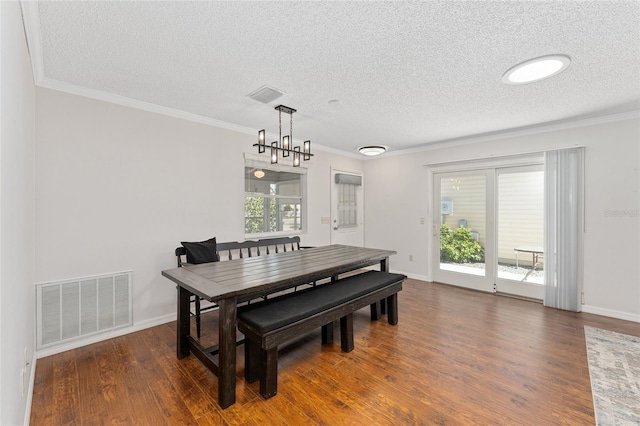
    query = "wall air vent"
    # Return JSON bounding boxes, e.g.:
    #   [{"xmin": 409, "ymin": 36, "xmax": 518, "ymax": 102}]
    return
[
  {"xmin": 36, "ymin": 271, "xmax": 132, "ymax": 350},
  {"xmin": 248, "ymin": 85, "xmax": 284, "ymax": 104}
]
